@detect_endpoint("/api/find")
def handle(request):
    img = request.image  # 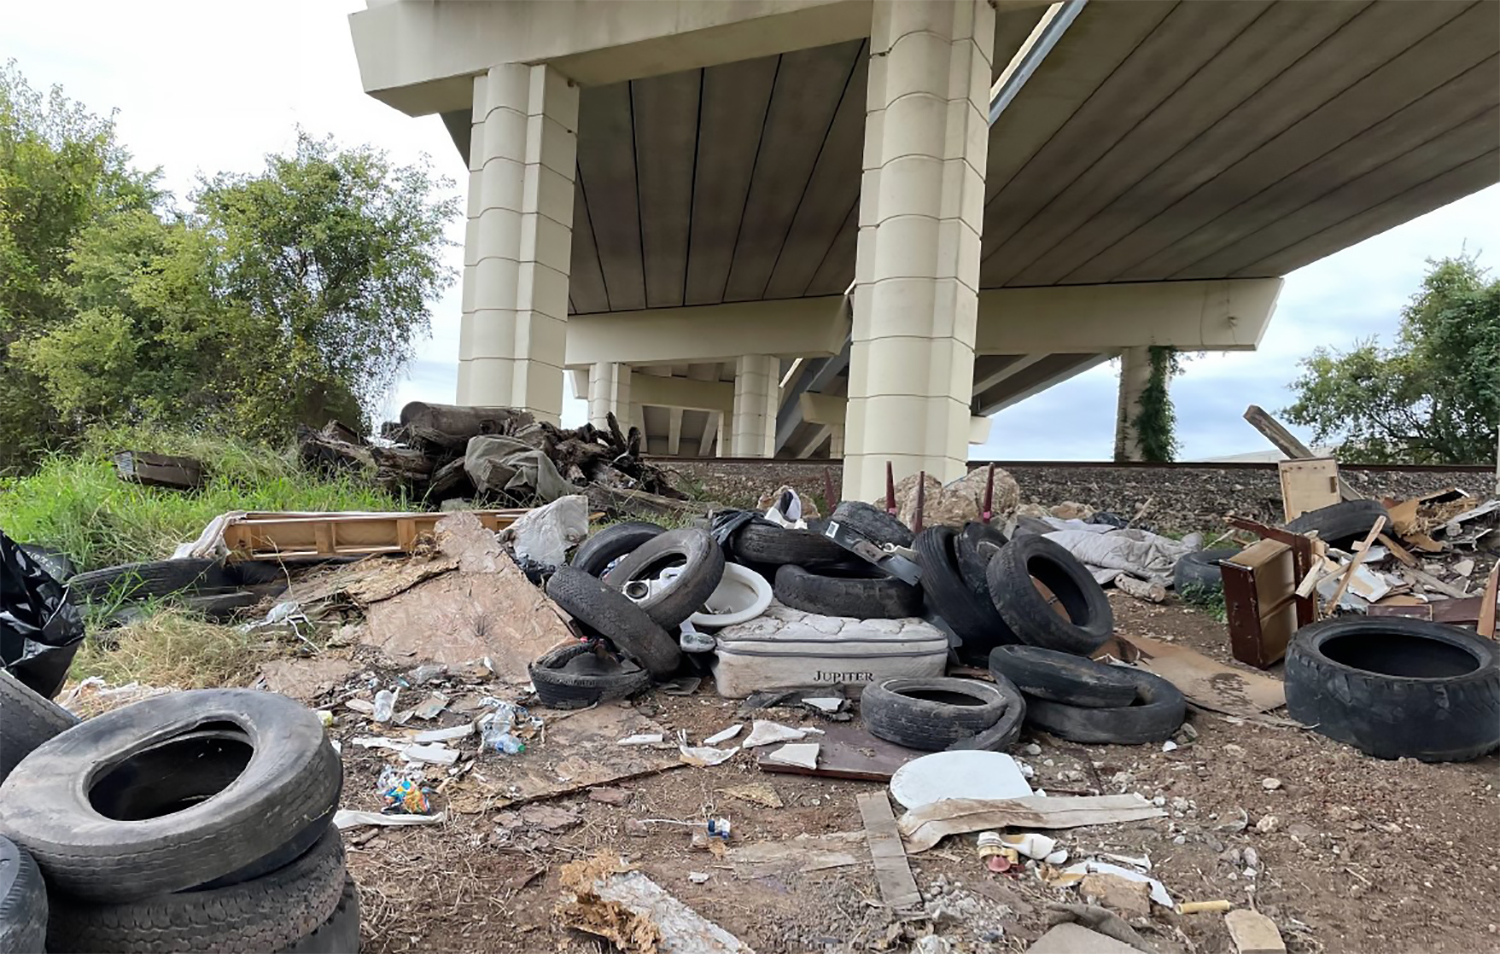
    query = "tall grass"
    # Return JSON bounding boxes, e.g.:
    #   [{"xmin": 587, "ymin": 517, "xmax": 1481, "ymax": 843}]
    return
[
  {"xmin": 0, "ymin": 425, "xmax": 404, "ymax": 570},
  {"xmin": 70, "ymin": 607, "xmax": 286, "ymax": 689}
]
